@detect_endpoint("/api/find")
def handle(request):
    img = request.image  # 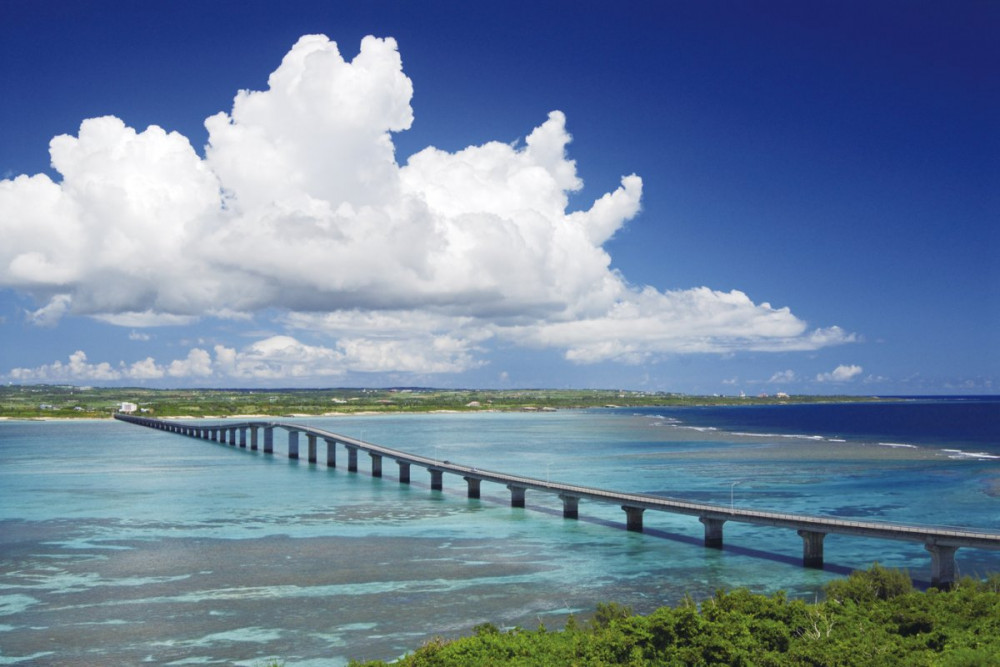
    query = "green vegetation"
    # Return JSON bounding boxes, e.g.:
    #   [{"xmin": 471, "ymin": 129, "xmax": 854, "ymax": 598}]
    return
[
  {"xmin": 350, "ymin": 565, "xmax": 1000, "ymax": 666},
  {"xmin": 0, "ymin": 384, "xmax": 885, "ymax": 420}
]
